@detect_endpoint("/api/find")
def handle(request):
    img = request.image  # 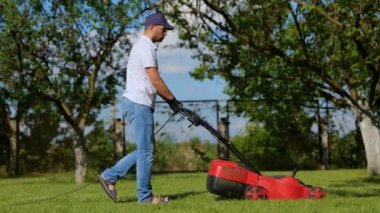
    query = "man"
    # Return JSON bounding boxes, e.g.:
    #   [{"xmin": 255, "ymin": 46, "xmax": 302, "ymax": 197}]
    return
[{"xmin": 97, "ymin": 12, "xmax": 182, "ymax": 204}]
